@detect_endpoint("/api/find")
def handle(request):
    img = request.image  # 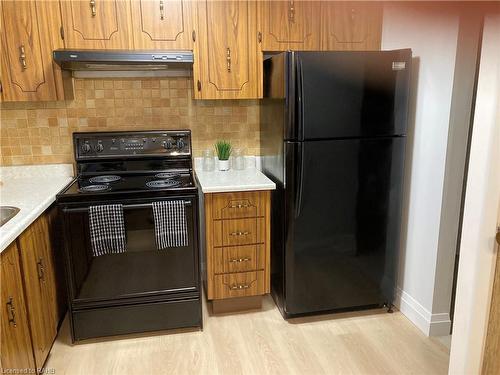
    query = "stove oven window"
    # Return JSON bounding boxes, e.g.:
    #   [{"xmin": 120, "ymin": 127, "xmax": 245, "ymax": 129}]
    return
[{"xmin": 62, "ymin": 199, "xmax": 198, "ymax": 303}]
